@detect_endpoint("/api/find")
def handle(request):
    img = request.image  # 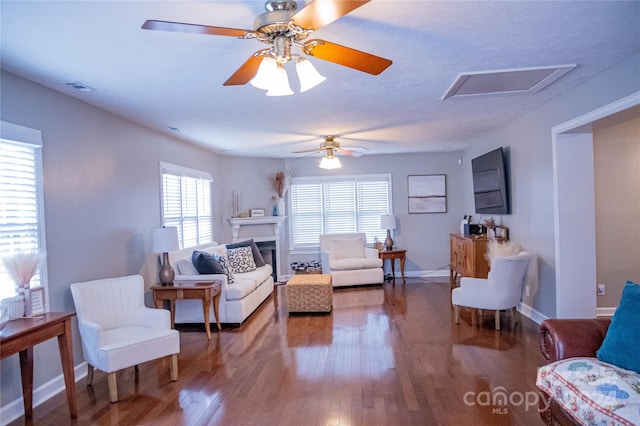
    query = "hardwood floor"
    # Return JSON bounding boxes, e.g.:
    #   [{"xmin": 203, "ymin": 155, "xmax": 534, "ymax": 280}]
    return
[{"xmin": 14, "ymin": 277, "xmax": 548, "ymax": 425}]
